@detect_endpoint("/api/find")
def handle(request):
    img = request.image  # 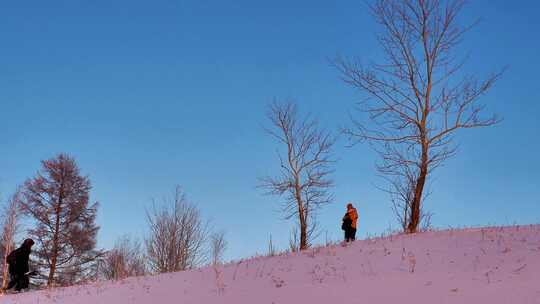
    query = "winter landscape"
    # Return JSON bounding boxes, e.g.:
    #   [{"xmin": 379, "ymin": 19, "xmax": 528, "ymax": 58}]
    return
[
  {"xmin": 3, "ymin": 226, "xmax": 540, "ymax": 303},
  {"xmin": 1, "ymin": 0, "xmax": 539, "ymax": 303}
]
